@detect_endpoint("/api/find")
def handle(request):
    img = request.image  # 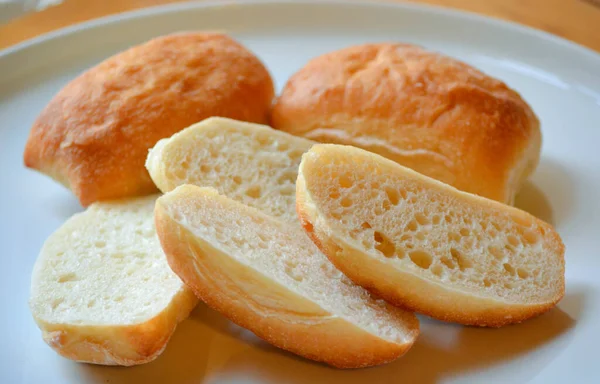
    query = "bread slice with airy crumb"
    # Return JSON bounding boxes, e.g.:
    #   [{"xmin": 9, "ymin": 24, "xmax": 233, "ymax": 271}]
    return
[
  {"xmin": 146, "ymin": 116, "xmax": 314, "ymax": 224},
  {"xmin": 155, "ymin": 185, "xmax": 419, "ymax": 368},
  {"xmin": 29, "ymin": 195, "xmax": 198, "ymax": 365},
  {"xmin": 296, "ymin": 144, "xmax": 565, "ymax": 327}
]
